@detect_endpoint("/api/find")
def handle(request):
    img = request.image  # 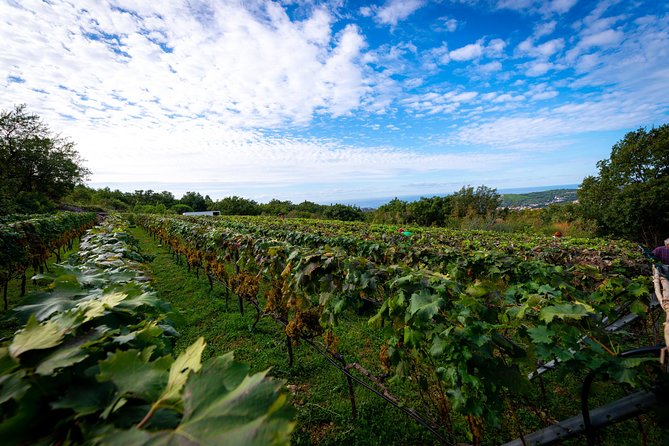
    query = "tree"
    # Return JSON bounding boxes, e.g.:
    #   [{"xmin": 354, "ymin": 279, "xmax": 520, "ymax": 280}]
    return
[
  {"xmin": 578, "ymin": 125, "xmax": 669, "ymax": 246},
  {"xmin": 261, "ymin": 199, "xmax": 294, "ymax": 216},
  {"xmin": 323, "ymin": 203, "xmax": 365, "ymax": 222},
  {"xmin": 450, "ymin": 185, "xmax": 501, "ymax": 219},
  {"xmin": 407, "ymin": 196, "xmax": 452, "ymax": 226},
  {"xmin": 212, "ymin": 196, "xmax": 261, "ymax": 215},
  {"xmin": 171, "ymin": 203, "xmax": 194, "ymax": 214},
  {"xmin": 0, "ymin": 105, "xmax": 90, "ymax": 214},
  {"xmin": 179, "ymin": 191, "xmax": 207, "ymax": 211},
  {"xmin": 373, "ymin": 198, "xmax": 408, "ymax": 224}
]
